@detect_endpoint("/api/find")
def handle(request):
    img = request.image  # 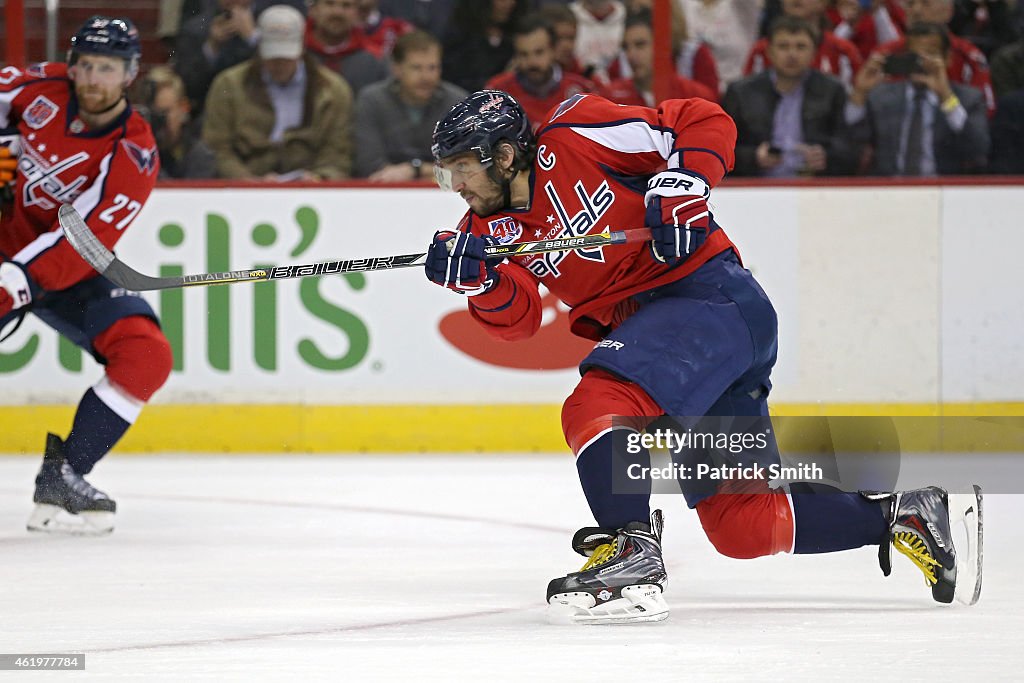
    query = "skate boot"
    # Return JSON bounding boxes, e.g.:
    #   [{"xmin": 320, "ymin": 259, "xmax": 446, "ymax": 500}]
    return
[
  {"xmin": 27, "ymin": 433, "xmax": 116, "ymax": 536},
  {"xmin": 865, "ymin": 486, "xmax": 983, "ymax": 605},
  {"xmin": 546, "ymin": 509, "xmax": 668, "ymax": 624}
]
